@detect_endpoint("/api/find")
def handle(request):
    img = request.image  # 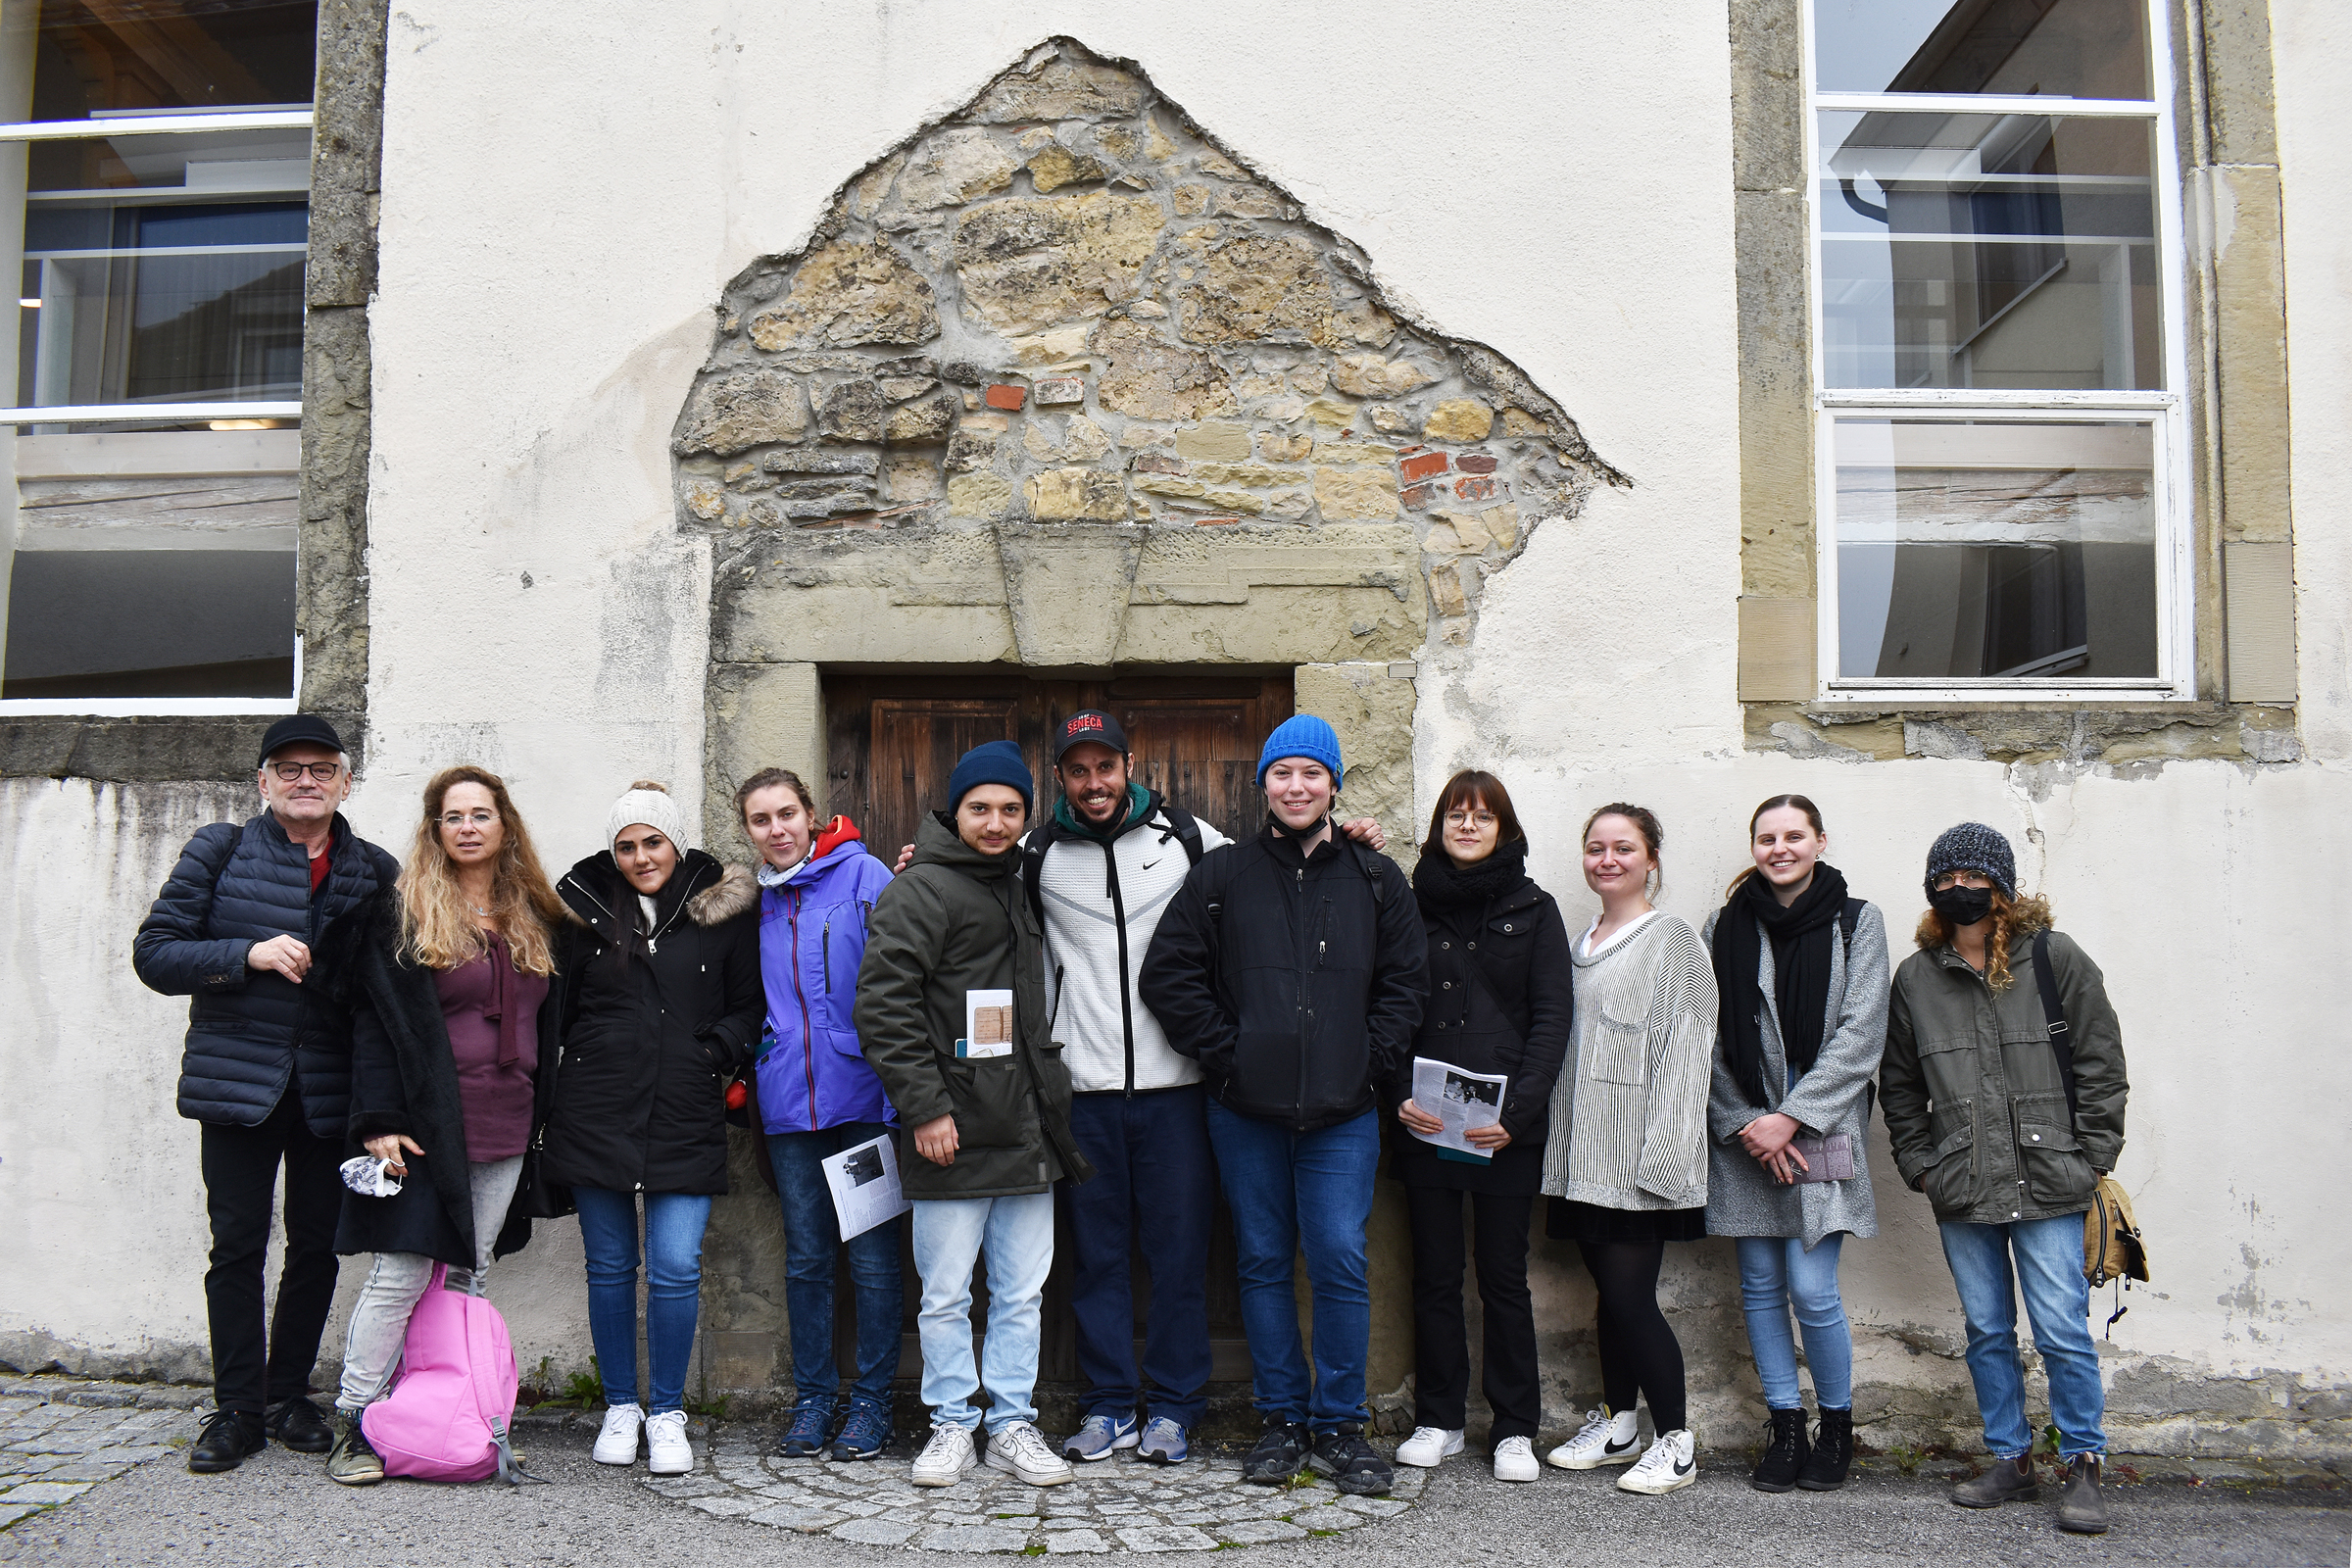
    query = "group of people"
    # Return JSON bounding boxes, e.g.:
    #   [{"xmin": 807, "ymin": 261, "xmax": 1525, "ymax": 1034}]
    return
[{"xmin": 132, "ymin": 706, "xmax": 2128, "ymax": 1536}]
